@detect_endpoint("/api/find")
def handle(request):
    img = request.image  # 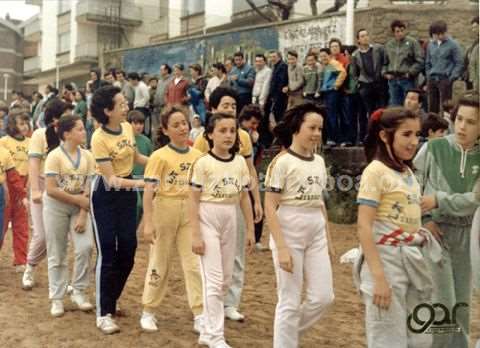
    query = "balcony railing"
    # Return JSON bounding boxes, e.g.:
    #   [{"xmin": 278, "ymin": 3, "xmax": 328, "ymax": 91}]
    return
[
  {"xmin": 75, "ymin": 43, "xmax": 99, "ymax": 62},
  {"xmin": 76, "ymin": 0, "xmax": 142, "ymax": 27},
  {"xmin": 24, "ymin": 19, "xmax": 41, "ymax": 38},
  {"xmin": 24, "ymin": 56, "xmax": 41, "ymax": 75}
]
